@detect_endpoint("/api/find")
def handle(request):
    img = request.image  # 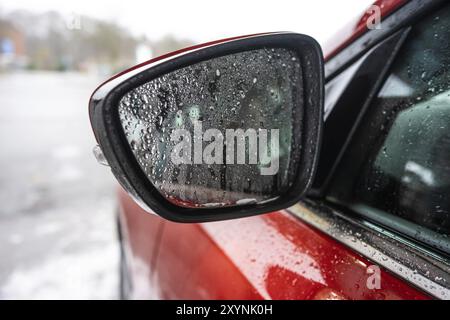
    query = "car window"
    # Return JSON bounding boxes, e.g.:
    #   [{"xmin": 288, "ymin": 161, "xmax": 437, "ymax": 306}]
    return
[{"xmin": 327, "ymin": 5, "xmax": 450, "ymax": 248}]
